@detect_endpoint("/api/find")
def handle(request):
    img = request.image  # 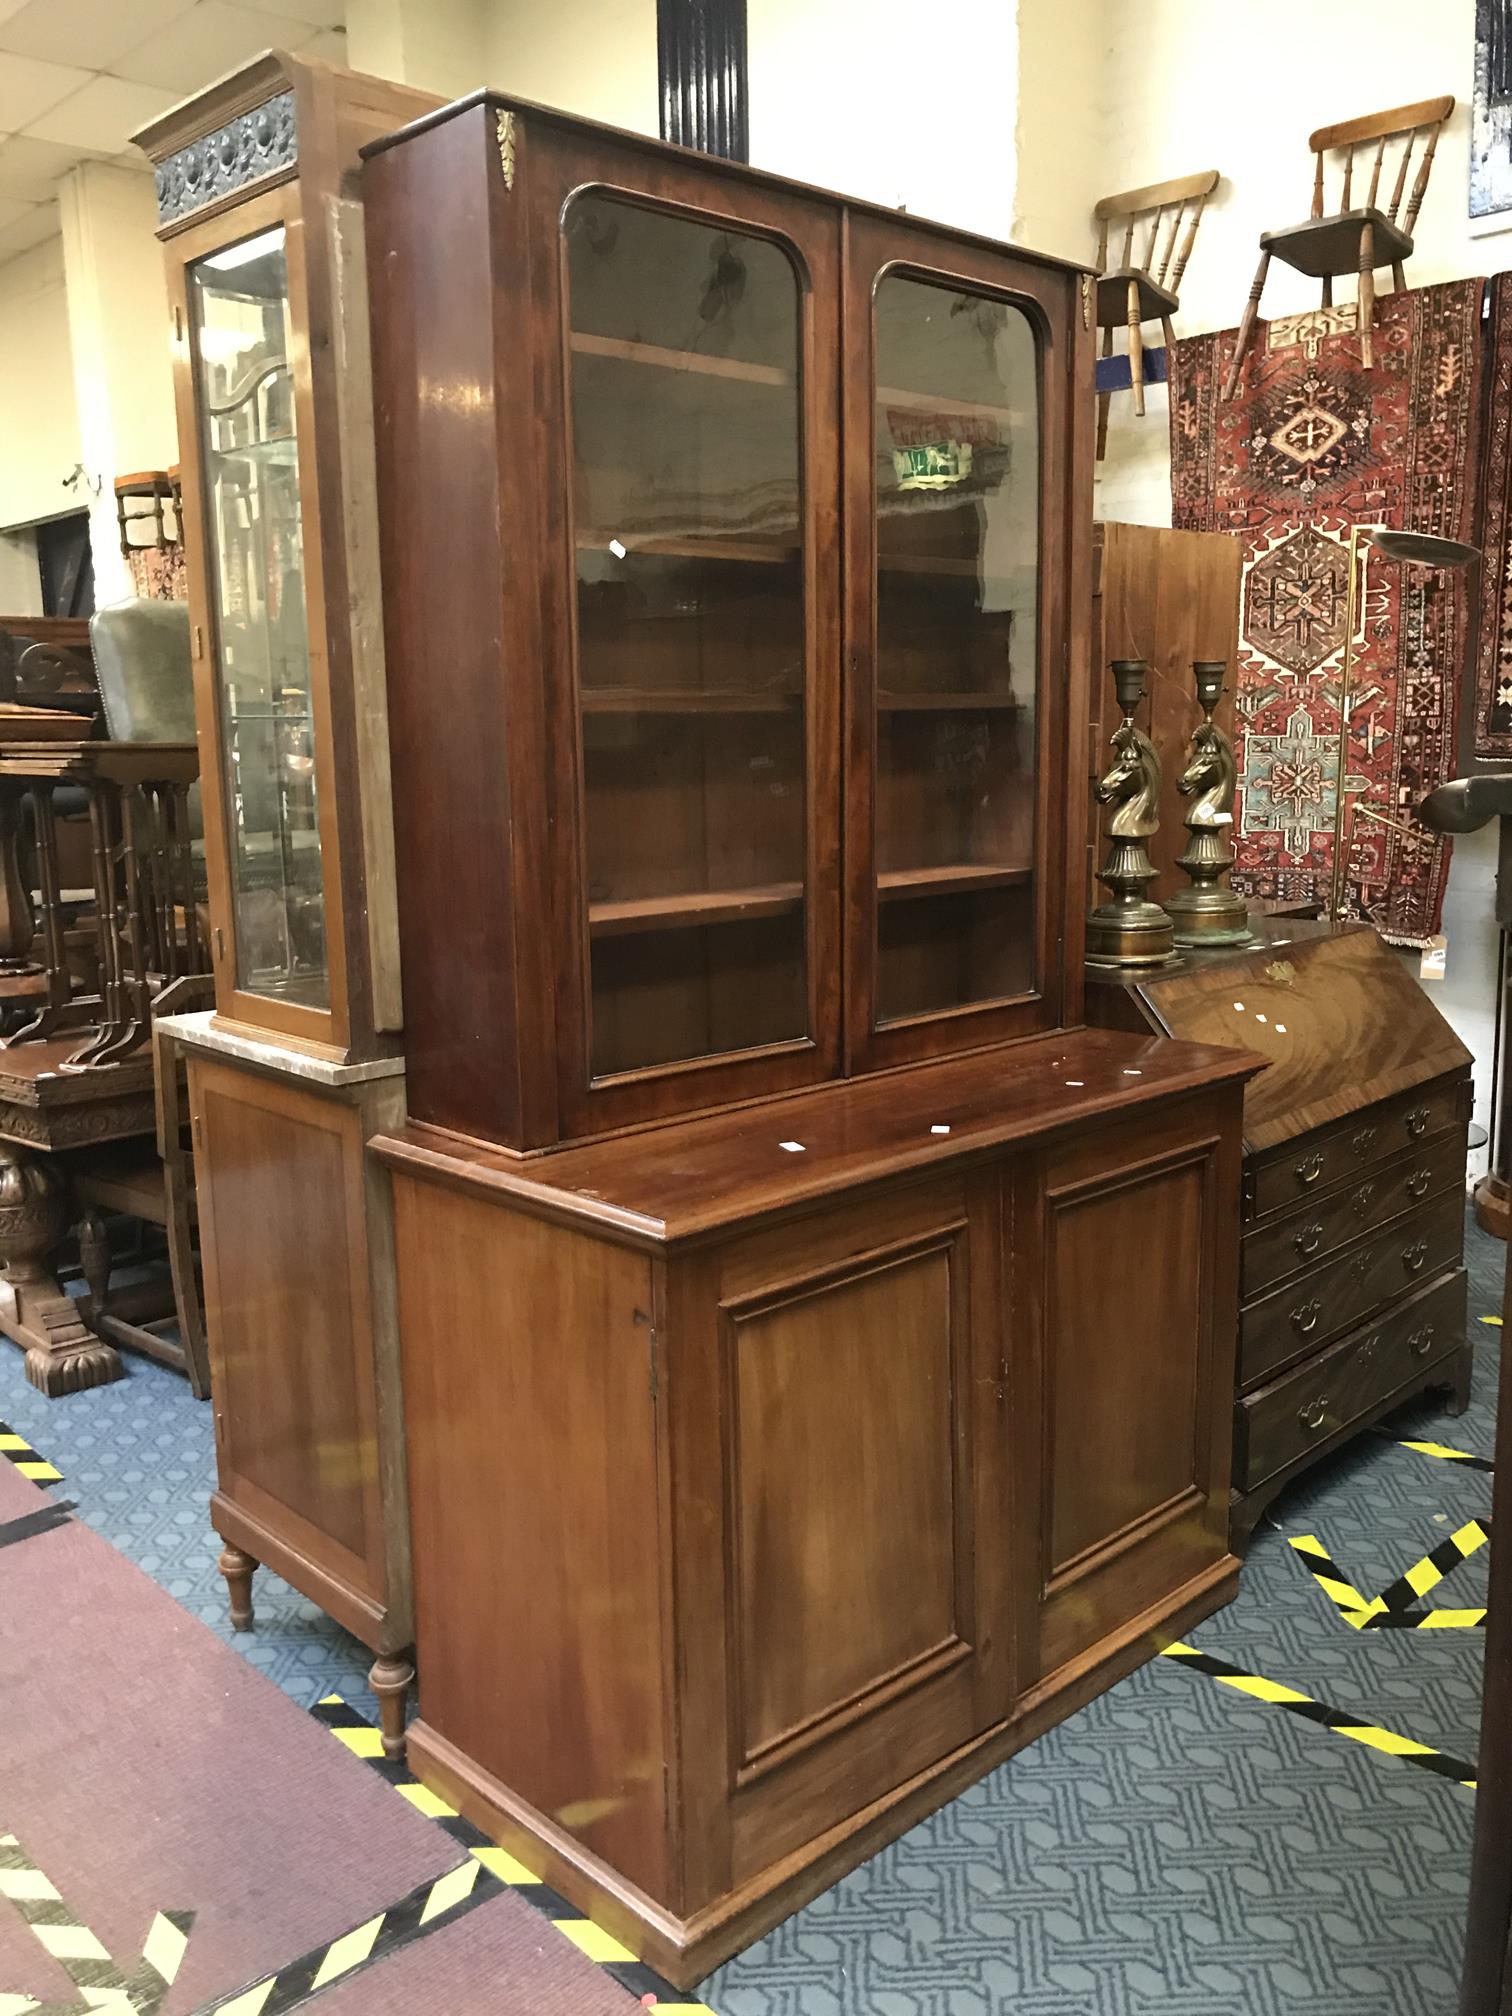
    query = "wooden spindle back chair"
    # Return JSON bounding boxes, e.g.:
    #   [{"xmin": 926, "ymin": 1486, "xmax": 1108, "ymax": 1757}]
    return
[
  {"xmin": 1221, "ymin": 94, "xmax": 1454, "ymax": 401},
  {"xmin": 1093, "ymin": 169, "xmax": 1219, "ymax": 459}
]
